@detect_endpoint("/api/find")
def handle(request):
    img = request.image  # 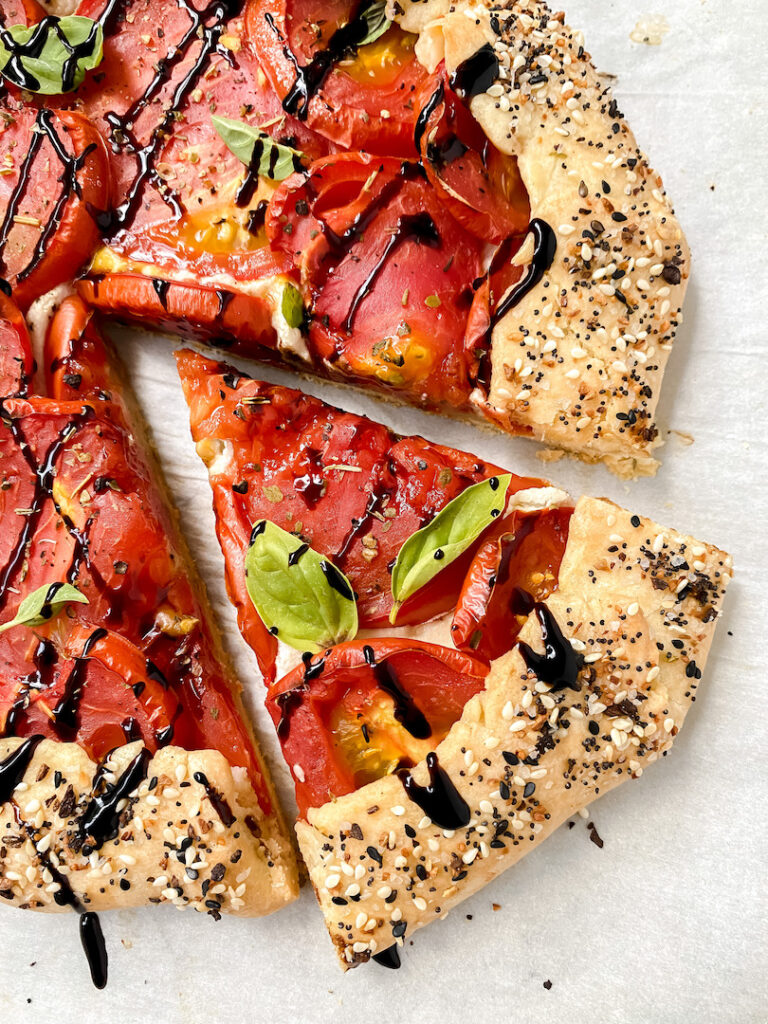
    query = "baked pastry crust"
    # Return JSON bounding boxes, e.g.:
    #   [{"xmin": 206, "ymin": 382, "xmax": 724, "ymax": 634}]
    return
[
  {"xmin": 0, "ymin": 739, "xmax": 296, "ymax": 915},
  {"xmin": 397, "ymin": 0, "xmax": 689, "ymax": 476},
  {"xmin": 295, "ymin": 496, "xmax": 730, "ymax": 966}
]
